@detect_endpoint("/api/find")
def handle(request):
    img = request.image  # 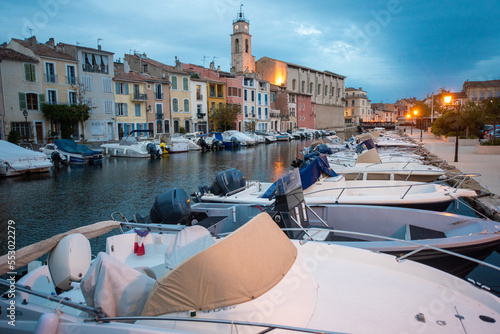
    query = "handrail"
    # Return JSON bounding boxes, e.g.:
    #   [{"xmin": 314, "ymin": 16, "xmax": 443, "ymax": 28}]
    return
[{"xmin": 305, "ymin": 182, "xmax": 438, "ymax": 198}]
